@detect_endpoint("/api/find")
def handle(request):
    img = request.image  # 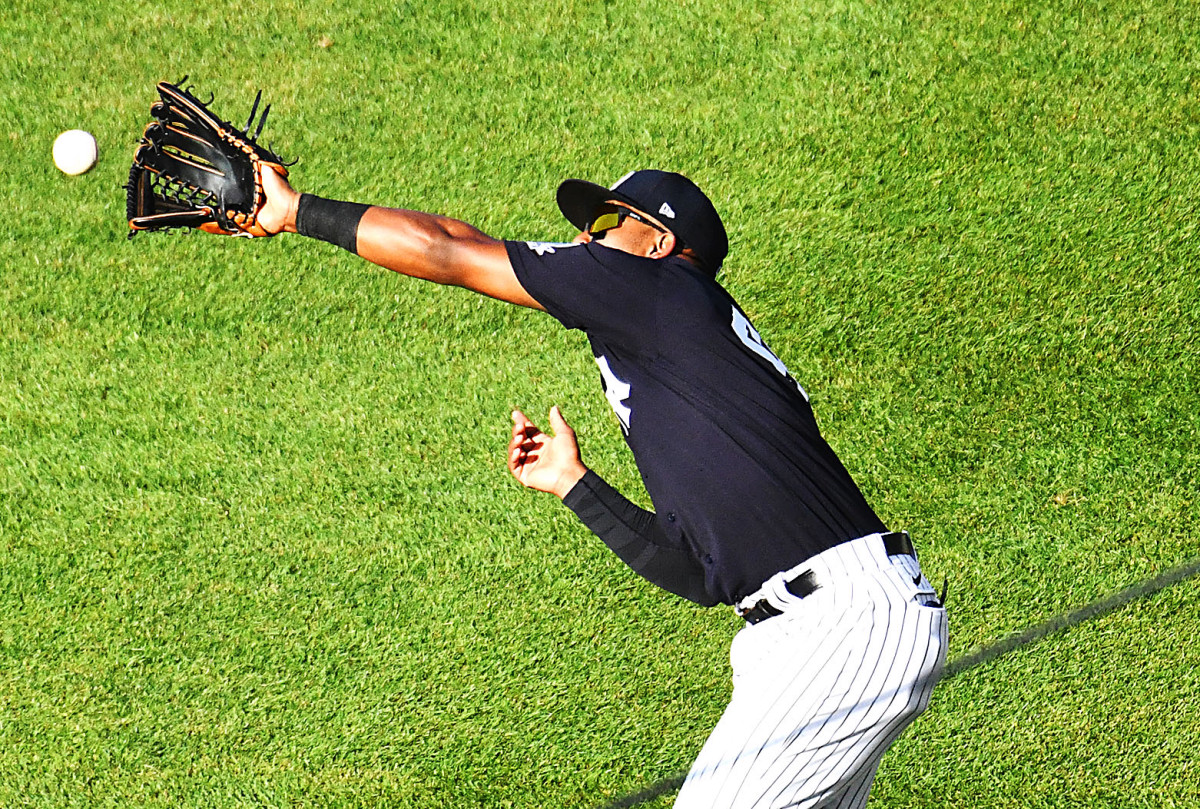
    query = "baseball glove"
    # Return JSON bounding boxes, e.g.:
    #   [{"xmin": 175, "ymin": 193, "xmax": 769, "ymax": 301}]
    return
[{"xmin": 126, "ymin": 78, "xmax": 291, "ymax": 238}]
